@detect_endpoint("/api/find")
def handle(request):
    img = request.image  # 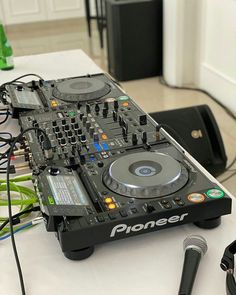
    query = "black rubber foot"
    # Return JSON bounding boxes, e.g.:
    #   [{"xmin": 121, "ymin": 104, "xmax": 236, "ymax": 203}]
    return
[
  {"xmin": 64, "ymin": 246, "xmax": 94, "ymax": 260},
  {"xmin": 194, "ymin": 216, "xmax": 221, "ymax": 229}
]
